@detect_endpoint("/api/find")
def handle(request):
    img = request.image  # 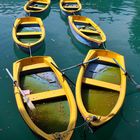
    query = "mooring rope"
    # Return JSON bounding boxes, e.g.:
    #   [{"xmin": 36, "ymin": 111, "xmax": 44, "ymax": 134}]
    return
[{"xmin": 29, "ymin": 46, "xmax": 32, "ymax": 57}]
